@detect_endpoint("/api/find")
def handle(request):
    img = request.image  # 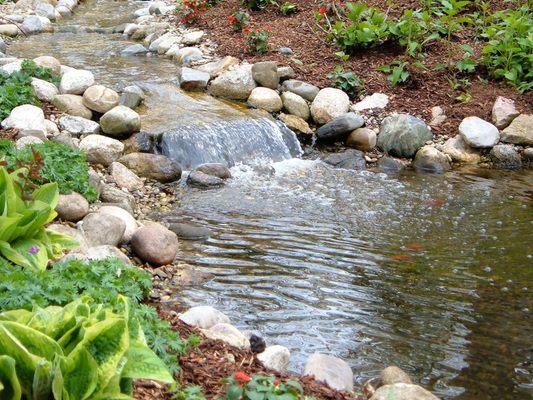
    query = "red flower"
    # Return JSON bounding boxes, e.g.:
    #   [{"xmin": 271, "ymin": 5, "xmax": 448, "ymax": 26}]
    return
[
  {"xmin": 319, "ymin": 6, "xmax": 327, "ymax": 14},
  {"xmin": 264, "ymin": 25, "xmax": 271, "ymax": 31},
  {"xmin": 274, "ymin": 379, "xmax": 280, "ymax": 386},
  {"xmin": 234, "ymin": 371, "xmax": 252, "ymax": 383},
  {"xmin": 227, "ymin": 15, "xmax": 237, "ymax": 23},
  {"xmin": 242, "ymin": 27, "xmax": 251, "ymax": 35}
]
